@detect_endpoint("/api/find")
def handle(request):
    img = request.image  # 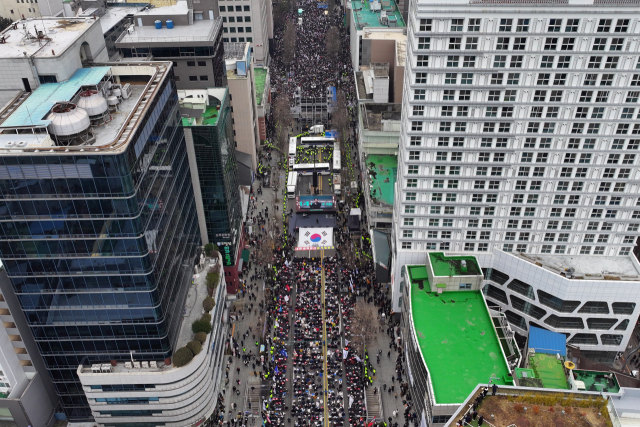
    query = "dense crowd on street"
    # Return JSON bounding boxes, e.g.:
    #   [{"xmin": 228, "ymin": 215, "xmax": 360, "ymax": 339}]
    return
[{"xmin": 210, "ymin": 0, "xmax": 421, "ymax": 426}]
